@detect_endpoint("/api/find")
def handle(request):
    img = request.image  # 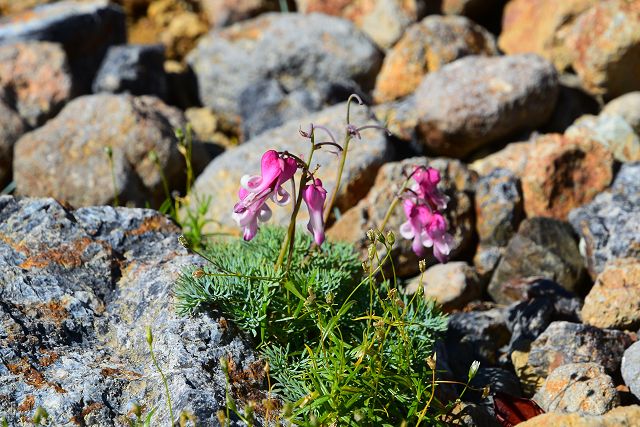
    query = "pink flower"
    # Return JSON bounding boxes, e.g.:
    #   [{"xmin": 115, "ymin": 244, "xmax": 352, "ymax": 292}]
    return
[
  {"xmin": 302, "ymin": 178, "xmax": 327, "ymax": 246},
  {"xmin": 426, "ymin": 212, "xmax": 453, "ymax": 263},
  {"xmin": 412, "ymin": 167, "xmax": 449, "ymax": 210},
  {"xmin": 232, "ymin": 150, "xmax": 298, "ymax": 241}
]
